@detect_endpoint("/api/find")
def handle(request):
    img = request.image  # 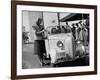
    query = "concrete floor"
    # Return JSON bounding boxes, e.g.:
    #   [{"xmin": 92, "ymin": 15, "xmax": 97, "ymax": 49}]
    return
[{"xmin": 22, "ymin": 43, "xmax": 51, "ymax": 69}]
